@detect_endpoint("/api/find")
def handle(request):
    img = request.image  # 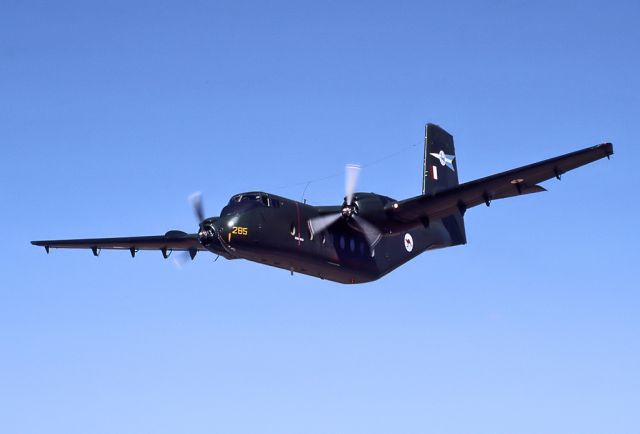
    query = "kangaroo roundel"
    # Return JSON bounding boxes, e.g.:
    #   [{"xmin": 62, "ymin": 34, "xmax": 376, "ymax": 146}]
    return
[{"xmin": 404, "ymin": 233, "xmax": 414, "ymax": 252}]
